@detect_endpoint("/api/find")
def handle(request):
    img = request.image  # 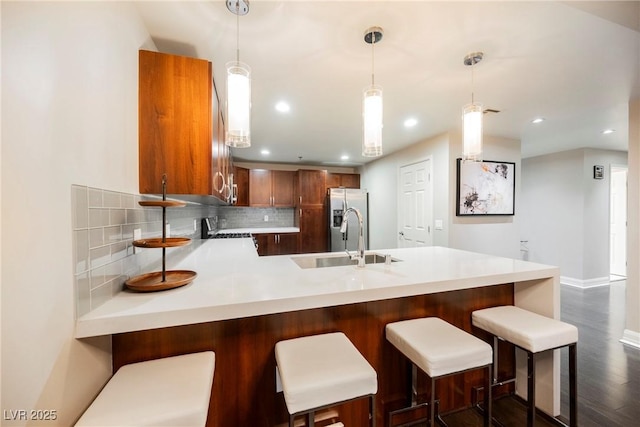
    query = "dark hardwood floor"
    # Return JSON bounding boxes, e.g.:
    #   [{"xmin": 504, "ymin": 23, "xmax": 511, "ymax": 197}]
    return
[
  {"xmin": 559, "ymin": 280, "xmax": 640, "ymax": 427},
  {"xmin": 437, "ymin": 280, "xmax": 640, "ymax": 426}
]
